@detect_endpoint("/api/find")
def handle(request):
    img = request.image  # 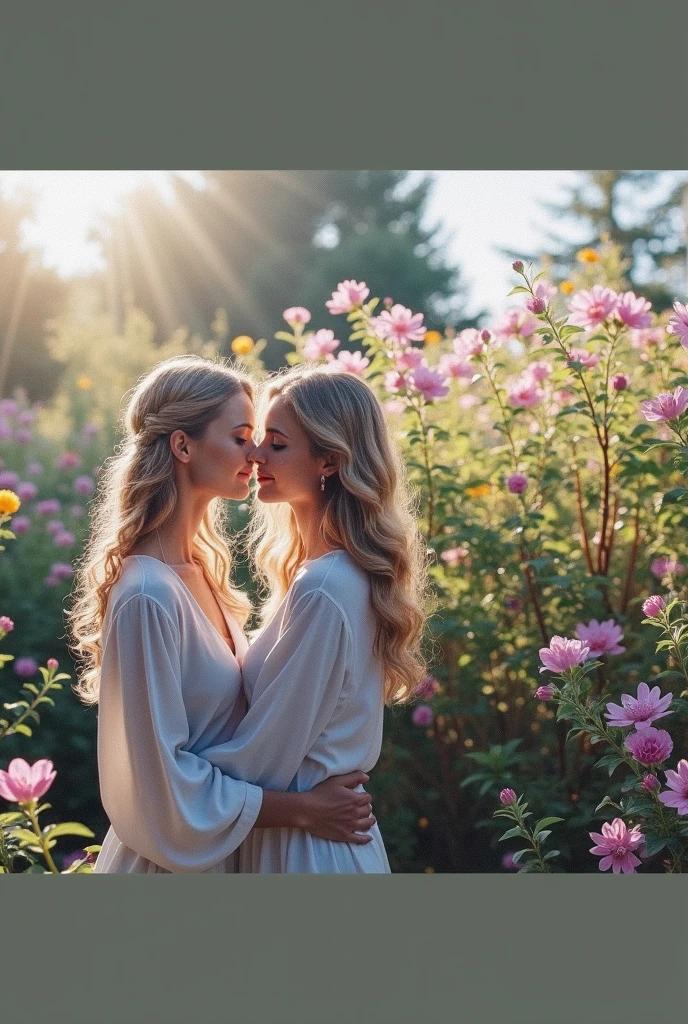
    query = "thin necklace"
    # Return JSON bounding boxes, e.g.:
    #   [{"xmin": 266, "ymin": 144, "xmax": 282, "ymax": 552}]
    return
[{"xmin": 156, "ymin": 529, "xmax": 196, "ymax": 569}]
